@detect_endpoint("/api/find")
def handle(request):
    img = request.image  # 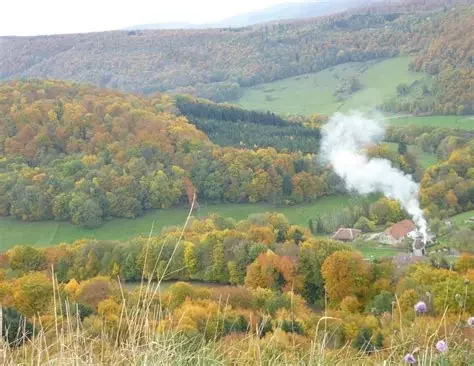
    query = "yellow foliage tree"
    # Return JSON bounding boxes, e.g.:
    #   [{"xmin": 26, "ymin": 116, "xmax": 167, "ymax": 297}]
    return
[
  {"xmin": 321, "ymin": 251, "xmax": 370, "ymax": 304},
  {"xmin": 64, "ymin": 278, "xmax": 80, "ymax": 298}
]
